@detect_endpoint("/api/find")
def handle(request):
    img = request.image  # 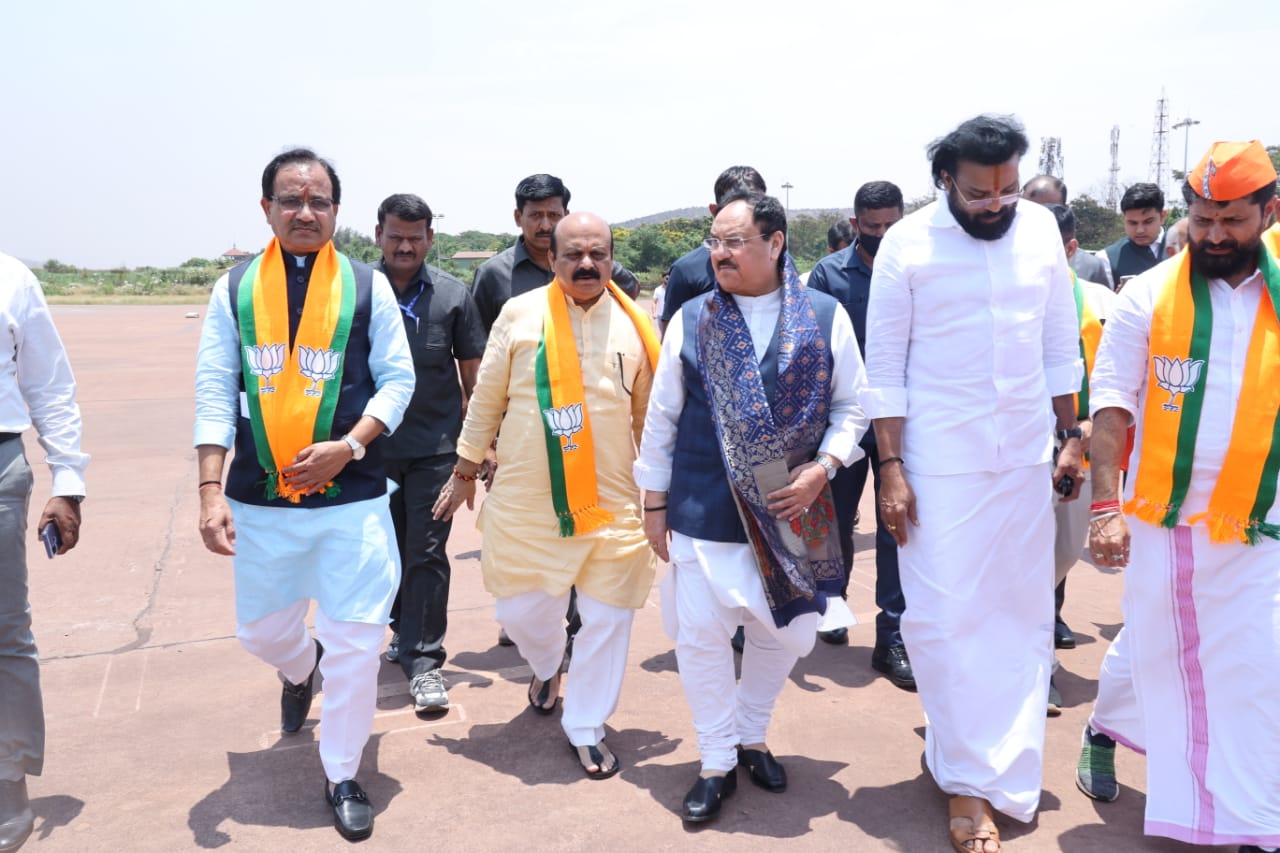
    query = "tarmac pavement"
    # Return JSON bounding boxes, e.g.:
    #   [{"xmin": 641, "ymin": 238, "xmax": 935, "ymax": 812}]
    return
[{"xmin": 17, "ymin": 304, "xmax": 1232, "ymax": 852}]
